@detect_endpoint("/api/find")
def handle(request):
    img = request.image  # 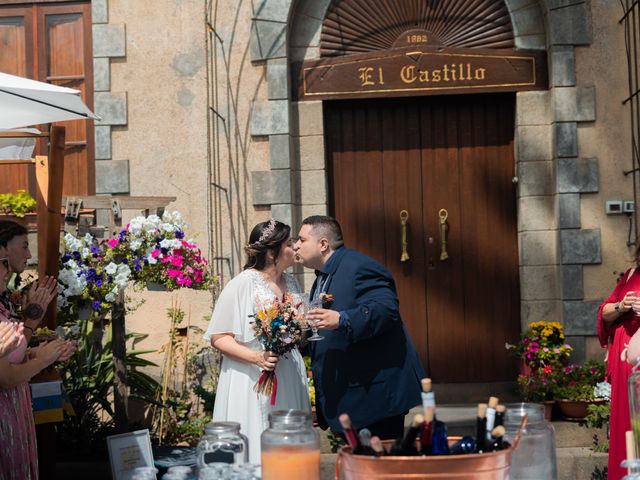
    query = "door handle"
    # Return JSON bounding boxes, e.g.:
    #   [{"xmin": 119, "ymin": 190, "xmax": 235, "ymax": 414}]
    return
[
  {"xmin": 400, "ymin": 210, "xmax": 410, "ymax": 262},
  {"xmin": 439, "ymin": 208, "xmax": 449, "ymax": 261}
]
